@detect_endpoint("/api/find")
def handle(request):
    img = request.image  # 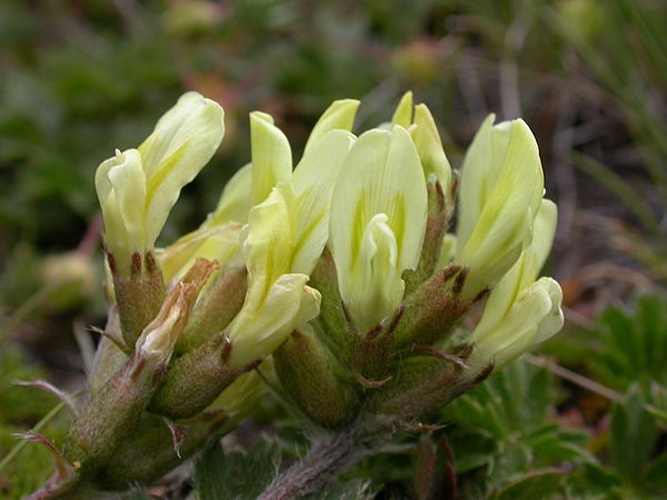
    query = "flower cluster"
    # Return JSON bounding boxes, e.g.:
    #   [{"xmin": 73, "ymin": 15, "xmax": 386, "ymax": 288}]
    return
[{"xmin": 31, "ymin": 91, "xmax": 563, "ymax": 495}]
